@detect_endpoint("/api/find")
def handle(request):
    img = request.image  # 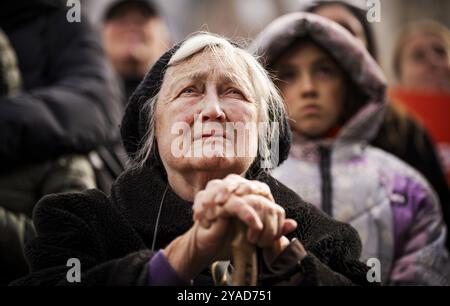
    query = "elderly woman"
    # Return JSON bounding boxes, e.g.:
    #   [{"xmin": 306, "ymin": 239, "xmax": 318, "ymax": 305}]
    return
[{"xmin": 13, "ymin": 33, "xmax": 368, "ymax": 286}]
